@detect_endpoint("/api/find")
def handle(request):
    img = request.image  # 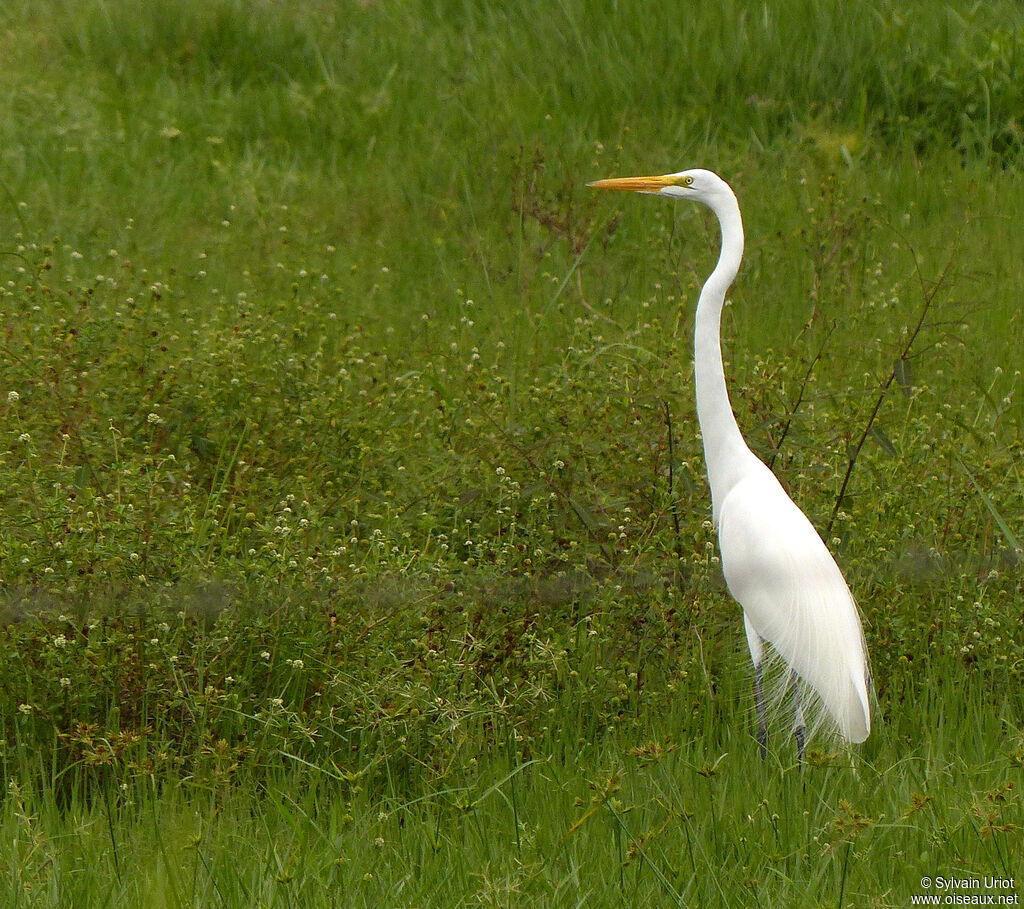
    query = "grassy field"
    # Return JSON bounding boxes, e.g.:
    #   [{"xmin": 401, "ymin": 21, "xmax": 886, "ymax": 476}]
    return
[{"xmin": 0, "ymin": 0, "xmax": 1022, "ymax": 905}]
